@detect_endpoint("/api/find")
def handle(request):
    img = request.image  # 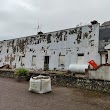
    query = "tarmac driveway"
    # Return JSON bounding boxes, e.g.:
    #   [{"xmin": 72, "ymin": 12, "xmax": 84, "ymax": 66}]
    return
[{"xmin": 0, "ymin": 77, "xmax": 110, "ymax": 110}]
